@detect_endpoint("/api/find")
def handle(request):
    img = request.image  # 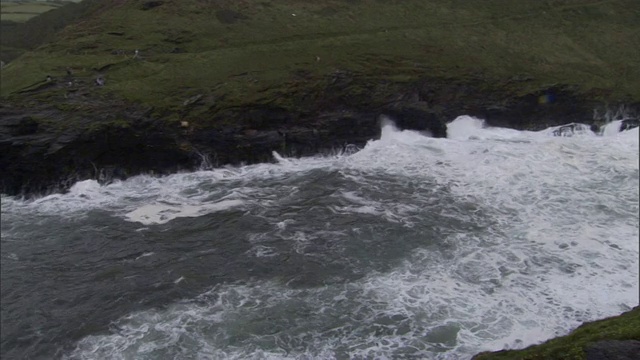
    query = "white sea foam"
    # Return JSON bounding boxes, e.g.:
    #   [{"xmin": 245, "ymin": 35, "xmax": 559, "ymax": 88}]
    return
[
  {"xmin": 124, "ymin": 199, "xmax": 245, "ymax": 225},
  {"xmin": 4, "ymin": 116, "xmax": 638, "ymax": 359},
  {"xmin": 0, "ymin": 161, "xmax": 334, "ymax": 225},
  {"xmin": 602, "ymin": 120, "xmax": 624, "ymax": 137}
]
